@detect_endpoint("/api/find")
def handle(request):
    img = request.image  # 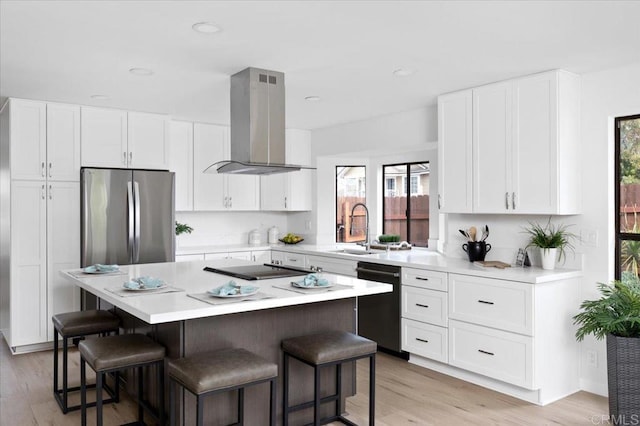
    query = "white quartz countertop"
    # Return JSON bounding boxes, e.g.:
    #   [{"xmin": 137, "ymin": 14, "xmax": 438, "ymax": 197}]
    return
[
  {"xmin": 62, "ymin": 259, "xmax": 391, "ymax": 324},
  {"xmin": 271, "ymin": 244, "xmax": 583, "ymax": 284},
  {"xmin": 176, "ymin": 244, "xmax": 273, "ymax": 255}
]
